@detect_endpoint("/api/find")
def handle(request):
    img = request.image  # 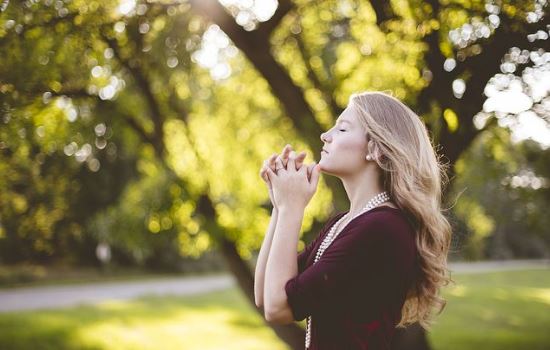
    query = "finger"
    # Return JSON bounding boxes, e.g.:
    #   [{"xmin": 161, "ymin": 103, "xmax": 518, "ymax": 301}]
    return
[
  {"xmin": 298, "ymin": 162, "xmax": 307, "ymax": 175},
  {"xmin": 263, "ymin": 174, "xmax": 272, "ymax": 188},
  {"xmin": 287, "ymin": 150, "xmax": 296, "ymax": 171},
  {"xmin": 261, "ymin": 170, "xmax": 271, "ymax": 187},
  {"xmin": 275, "ymin": 155, "xmax": 284, "ymax": 172},
  {"xmin": 269, "ymin": 153, "xmax": 278, "ymax": 162},
  {"xmin": 309, "ymin": 162, "xmax": 321, "ymax": 188},
  {"xmin": 281, "ymin": 144, "xmax": 293, "ymax": 155},
  {"xmin": 274, "ymin": 156, "xmax": 284, "ymax": 173},
  {"xmin": 266, "ymin": 164, "xmax": 277, "ymax": 181},
  {"xmin": 281, "ymin": 144, "xmax": 292, "ymax": 162},
  {"xmin": 281, "ymin": 144, "xmax": 293, "ymax": 168},
  {"xmin": 269, "ymin": 153, "xmax": 278, "ymax": 171},
  {"xmin": 261, "ymin": 162, "xmax": 270, "ymax": 179},
  {"xmin": 306, "ymin": 163, "xmax": 314, "ymax": 181},
  {"xmin": 295, "ymin": 151, "xmax": 307, "ymax": 169}
]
